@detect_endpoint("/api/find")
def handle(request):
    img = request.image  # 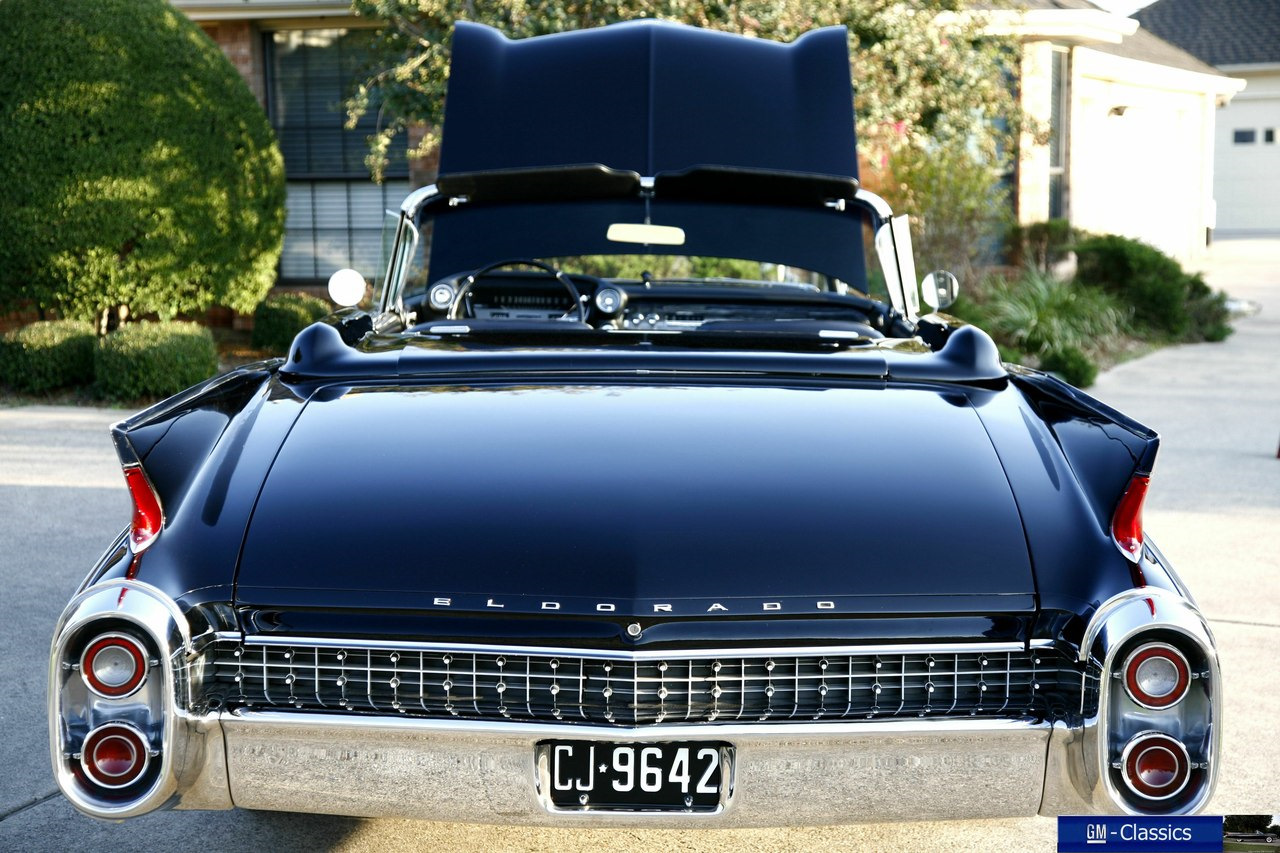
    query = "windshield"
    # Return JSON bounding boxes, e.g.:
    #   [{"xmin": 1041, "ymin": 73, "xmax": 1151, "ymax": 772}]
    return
[
  {"xmin": 403, "ymin": 250, "xmax": 830, "ymax": 300},
  {"xmin": 376, "ymin": 167, "xmax": 912, "ymax": 335}
]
